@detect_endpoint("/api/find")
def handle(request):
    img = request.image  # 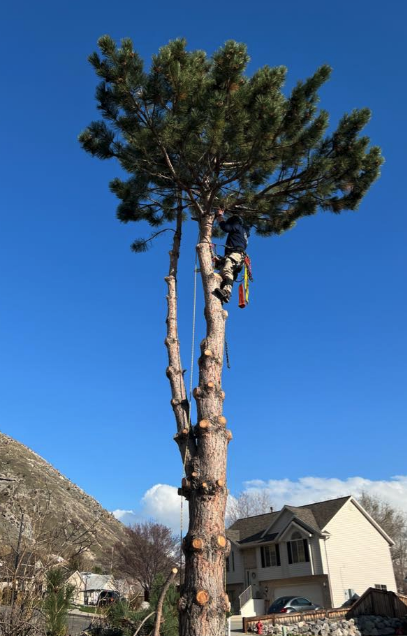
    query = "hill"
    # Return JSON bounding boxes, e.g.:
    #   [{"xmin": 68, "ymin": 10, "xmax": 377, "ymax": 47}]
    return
[{"xmin": 0, "ymin": 431, "xmax": 128, "ymax": 568}]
